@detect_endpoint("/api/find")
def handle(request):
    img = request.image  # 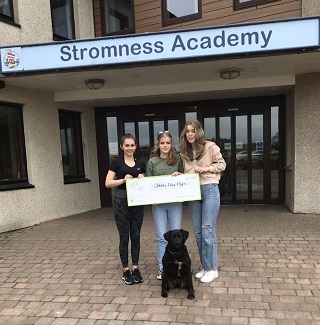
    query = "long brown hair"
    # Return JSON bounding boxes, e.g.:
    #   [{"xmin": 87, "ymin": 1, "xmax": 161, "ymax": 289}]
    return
[
  {"xmin": 150, "ymin": 131, "xmax": 179, "ymax": 166},
  {"xmin": 179, "ymin": 120, "xmax": 206, "ymax": 161}
]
